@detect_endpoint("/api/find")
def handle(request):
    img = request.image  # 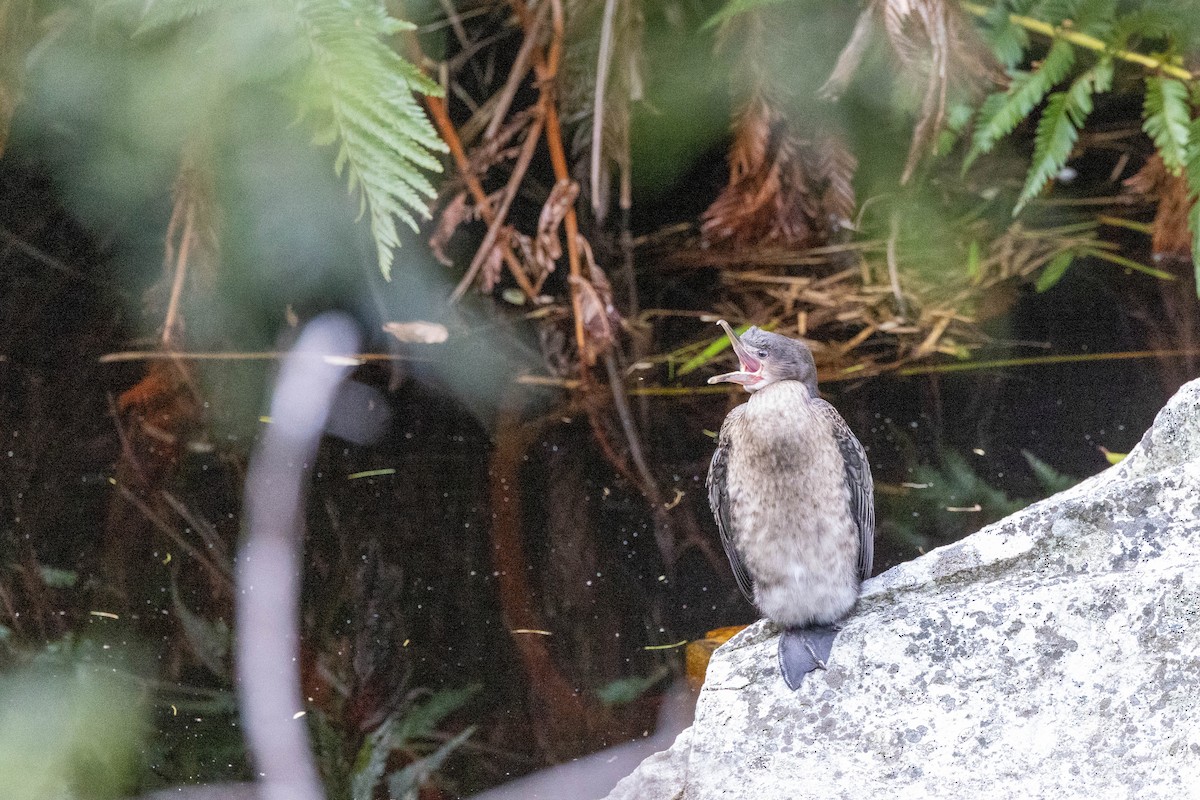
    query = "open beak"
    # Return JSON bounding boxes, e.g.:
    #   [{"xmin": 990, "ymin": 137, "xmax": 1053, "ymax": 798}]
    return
[{"xmin": 707, "ymin": 320, "xmax": 763, "ymax": 387}]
